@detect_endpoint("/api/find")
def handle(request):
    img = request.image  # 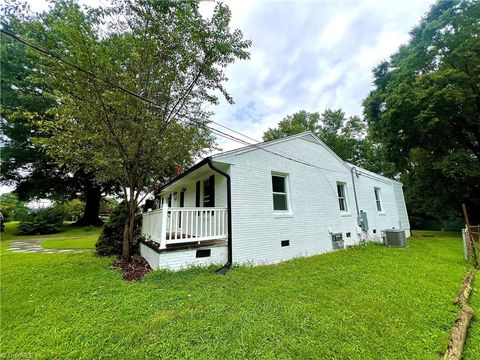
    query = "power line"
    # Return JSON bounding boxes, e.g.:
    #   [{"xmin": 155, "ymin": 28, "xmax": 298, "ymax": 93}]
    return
[{"xmin": 1, "ymin": 28, "xmax": 350, "ymax": 179}]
